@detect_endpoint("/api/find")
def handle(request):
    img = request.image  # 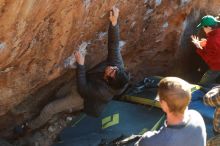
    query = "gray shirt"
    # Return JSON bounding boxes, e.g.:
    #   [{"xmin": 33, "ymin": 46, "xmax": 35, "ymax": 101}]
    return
[{"xmin": 135, "ymin": 110, "xmax": 206, "ymax": 146}]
